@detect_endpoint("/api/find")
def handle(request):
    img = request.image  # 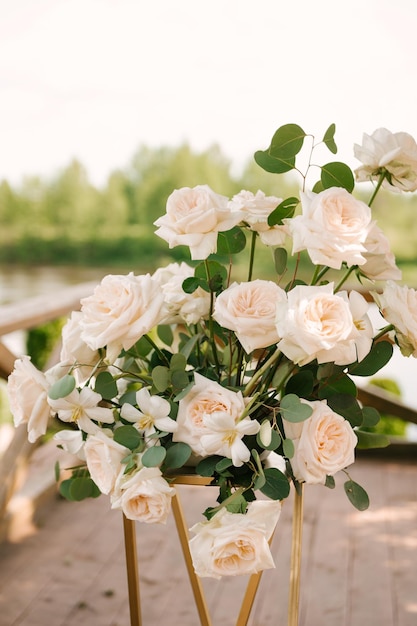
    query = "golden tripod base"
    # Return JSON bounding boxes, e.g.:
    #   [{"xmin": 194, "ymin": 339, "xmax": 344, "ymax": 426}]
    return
[{"xmin": 122, "ymin": 474, "xmax": 267, "ymax": 626}]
